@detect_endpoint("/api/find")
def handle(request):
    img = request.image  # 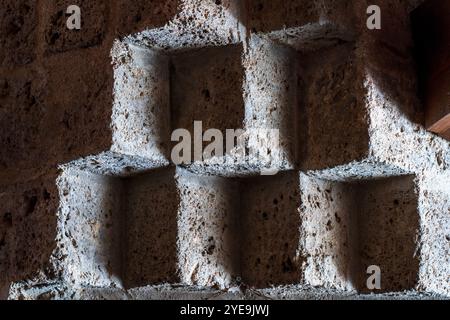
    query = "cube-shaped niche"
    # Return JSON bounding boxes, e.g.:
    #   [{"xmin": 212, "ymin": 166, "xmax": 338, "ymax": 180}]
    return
[
  {"xmin": 170, "ymin": 45, "xmax": 245, "ymax": 138},
  {"xmin": 176, "ymin": 170, "xmax": 302, "ymax": 289},
  {"xmin": 299, "ymin": 173, "xmax": 420, "ymax": 292},
  {"xmin": 56, "ymin": 167, "xmax": 179, "ymax": 289},
  {"xmin": 108, "ymin": 35, "xmax": 298, "ymax": 177}
]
